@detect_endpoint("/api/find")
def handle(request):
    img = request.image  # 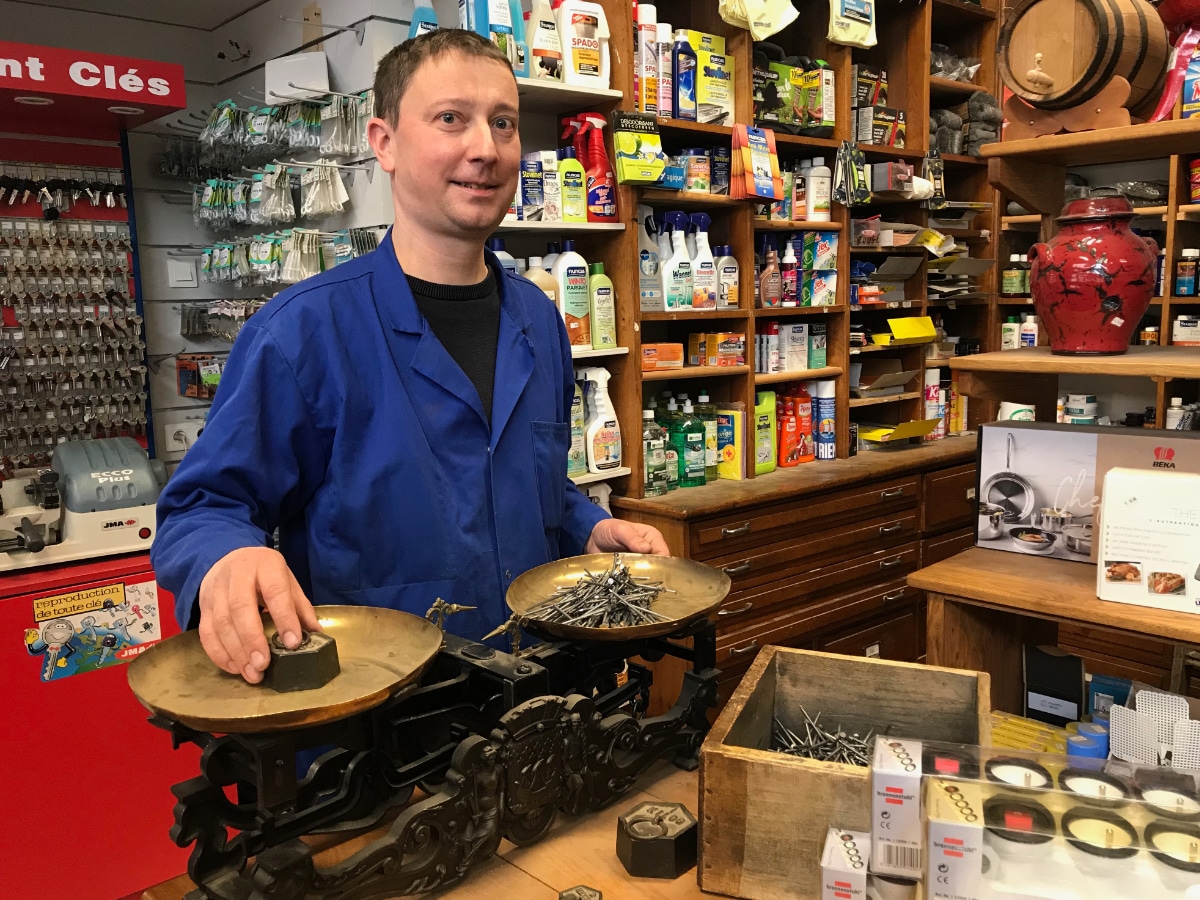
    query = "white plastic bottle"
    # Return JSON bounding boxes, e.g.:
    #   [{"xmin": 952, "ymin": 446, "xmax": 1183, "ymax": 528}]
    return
[
  {"xmin": 588, "ymin": 261, "xmax": 617, "ymax": 349},
  {"xmin": 637, "ymin": 204, "xmax": 664, "ymax": 312},
  {"xmin": 690, "ymin": 212, "xmax": 716, "ymax": 309},
  {"xmin": 542, "ymin": 241, "xmax": 561, "ymax": 272},
  {"xmin": 580, "ymin": 366, "xmax": 621, "ymax": 471},
  {"xmin": 1001, "ymin": 315, "xmax": 1020, "ymax": 351},
  {"xmin": 552, "ymin": 239, "xmax": 591, "ymax": 345},
  {"xmin": 1020, "ymin": 314, "xmax": 1039, "ymax": 347},
  {"xmin": 557, "ymin": 0, "xmax": 611, "ymax": 88},
  {"xmin": 656, "ymin": 22, "xmax": 673, "ymax": 118},
  {"xmin": 487, "ymin": 237, "xmax": 518, "ymax": 273},
  {"xmin": 807, "ymin": 156, "xmax": 832, "ymax": 222},
  {"xmin": 715, "ymin": 244, "xmax": 740, "ymax": 309},
  {"xmin": 529, "ymin": 0, "xmax": 563, "ymax": 80},
  {"xmin": 660, "ymin": 211, "xmax": 693, "ymax": 310}
]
